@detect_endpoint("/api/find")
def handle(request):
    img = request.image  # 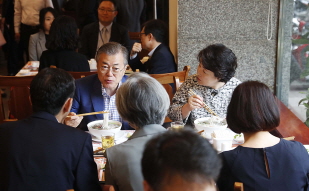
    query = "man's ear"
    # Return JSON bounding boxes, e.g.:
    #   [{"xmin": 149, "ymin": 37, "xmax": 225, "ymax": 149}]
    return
[
  {"xmin": 143, "ymin": 180, "xmax": 154, "ymax": 191},
  {"xmin": 63, "ymin": 98, "xmax": 73, "ymax": 113}
]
